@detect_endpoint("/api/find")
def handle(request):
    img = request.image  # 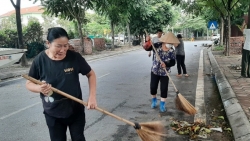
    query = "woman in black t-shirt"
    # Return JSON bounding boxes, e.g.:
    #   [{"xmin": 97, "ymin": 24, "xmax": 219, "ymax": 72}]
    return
[{"xmin": 25, "ymin": 27, "xmax": 97, "ymax": 141}]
